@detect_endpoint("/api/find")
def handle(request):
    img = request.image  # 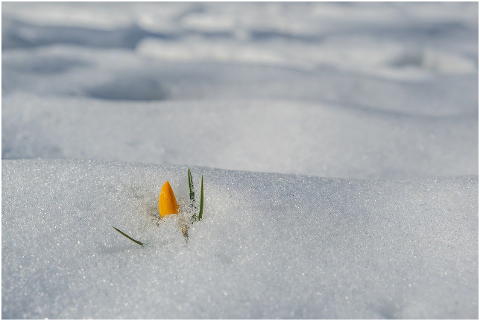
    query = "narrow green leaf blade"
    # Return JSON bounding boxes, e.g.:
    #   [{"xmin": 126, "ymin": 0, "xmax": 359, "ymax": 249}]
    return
[
  {"xmin": 198, "ymin": 175, "xmax": 204, "ymax": 220},
  {"xmin": 188, "ymin": 167, "xmax": 195, "ymax": 202},
  {"xmin": 112, "ymin": 226, "xmax": 144, "ymax": 246}
]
